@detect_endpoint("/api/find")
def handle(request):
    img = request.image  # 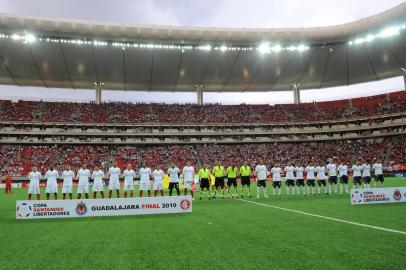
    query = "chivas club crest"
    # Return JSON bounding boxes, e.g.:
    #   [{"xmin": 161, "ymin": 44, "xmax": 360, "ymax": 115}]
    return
[{"xmin": 76, "ymin": 201, "xmax": 87, "ymax": 215}]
